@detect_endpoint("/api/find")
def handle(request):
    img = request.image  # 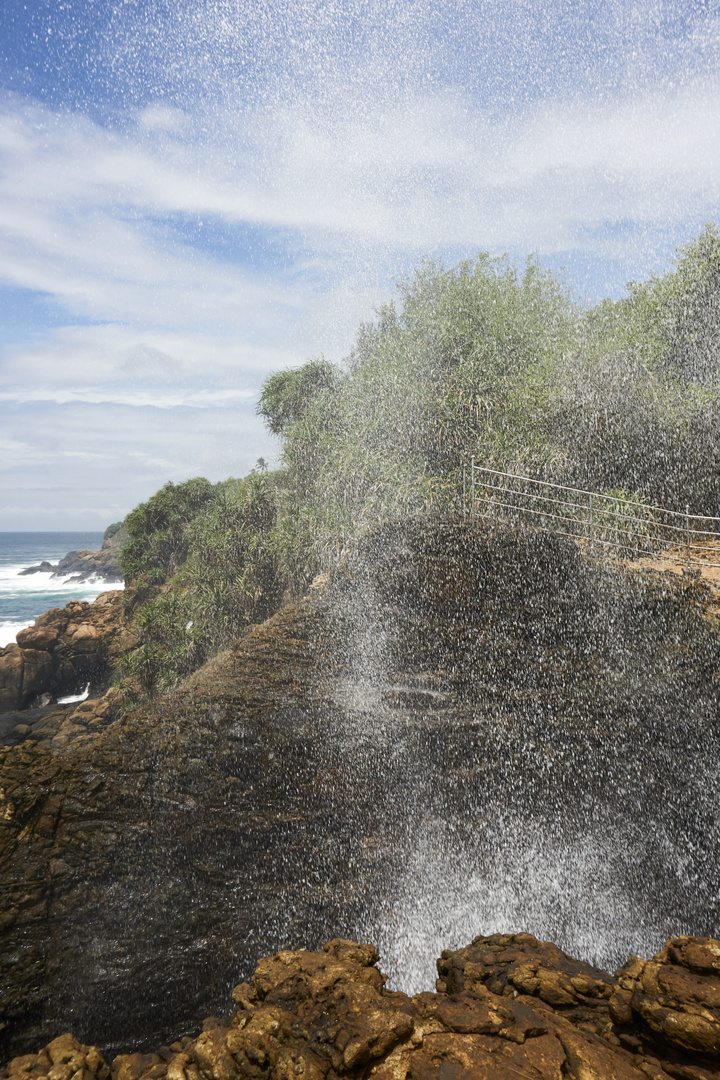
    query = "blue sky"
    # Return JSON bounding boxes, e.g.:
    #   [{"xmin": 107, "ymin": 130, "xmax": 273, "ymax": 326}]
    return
[{"xmin": 1, "ymin": 0, "xmax": 720, "ymax": 528}]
